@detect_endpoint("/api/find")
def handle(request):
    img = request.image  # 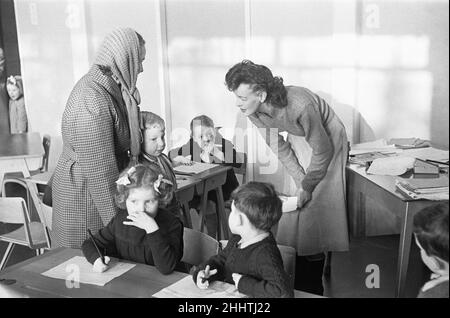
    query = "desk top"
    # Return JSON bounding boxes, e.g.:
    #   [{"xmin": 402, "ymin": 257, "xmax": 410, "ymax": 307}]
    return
[
  {"xmin": 190, "ymin": 164, "xmax": 231, "ymax": 180},
  {"xmin": 347, "ymin": 164, "xmax": 447, "ymax": 202},
  {"xmin": 0, "ymin": 247, "xmax": 321, "ymax": 298},
  {"xmin": 0, "ymin": 132, "xmax": 44, "ymax": 159}
]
